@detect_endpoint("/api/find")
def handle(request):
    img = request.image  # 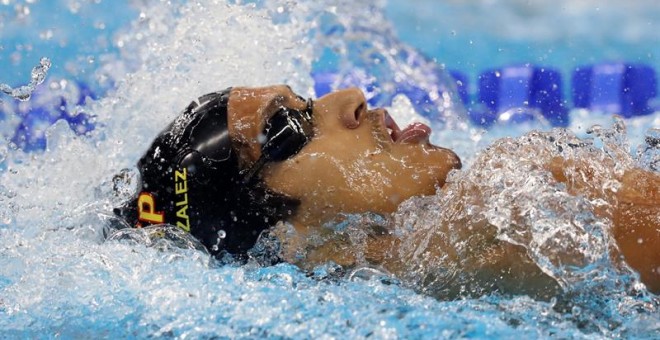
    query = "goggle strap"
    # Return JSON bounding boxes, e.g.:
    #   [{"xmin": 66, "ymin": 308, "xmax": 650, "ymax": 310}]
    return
[{"xmin": 242, "ymin": 155, "xmax": 268, "ymax": 184}]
